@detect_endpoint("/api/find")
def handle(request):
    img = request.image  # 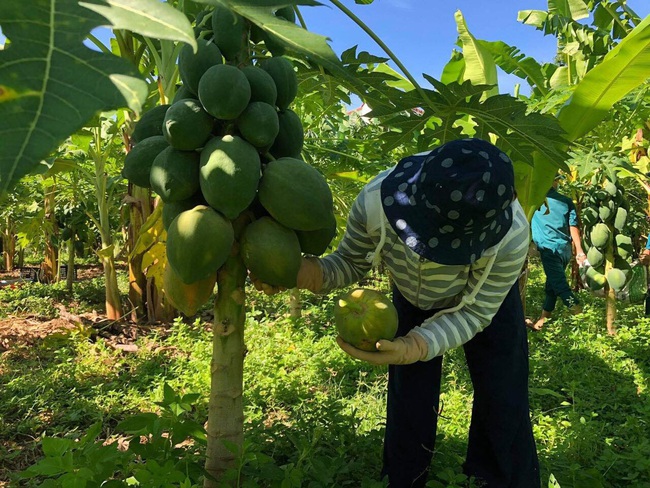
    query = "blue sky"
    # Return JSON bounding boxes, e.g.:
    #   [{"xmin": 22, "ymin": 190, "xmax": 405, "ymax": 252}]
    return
[
  {"xmin": 297, "ymin": 0, "xmax": 649, "ymax": 95},
  {"xmin": 1, "ymin": 0, "xmax": 648, "ymax": 97}
]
